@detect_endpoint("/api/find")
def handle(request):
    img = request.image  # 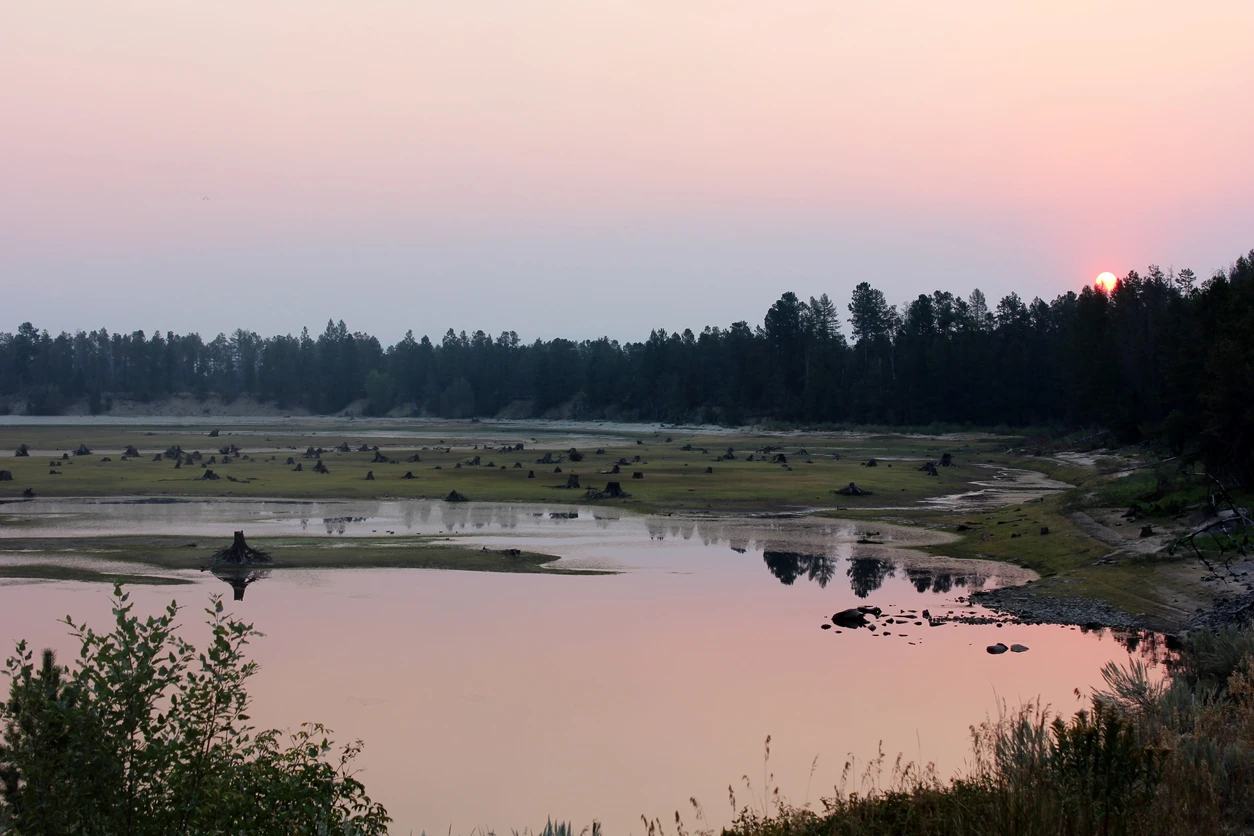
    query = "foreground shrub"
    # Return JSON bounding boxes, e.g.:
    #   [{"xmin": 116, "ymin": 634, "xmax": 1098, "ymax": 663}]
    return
[{"xmin": 0, "ymin": 587, "xmax": 389, "ymax": 835}]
